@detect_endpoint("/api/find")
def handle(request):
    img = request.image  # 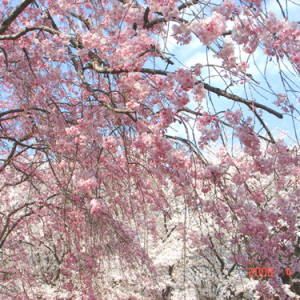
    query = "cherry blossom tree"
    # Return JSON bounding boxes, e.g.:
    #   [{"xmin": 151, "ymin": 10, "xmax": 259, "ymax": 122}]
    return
[{"xmin": 1, "ymin": 0, "xmax": 300, "ymax": 298}]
